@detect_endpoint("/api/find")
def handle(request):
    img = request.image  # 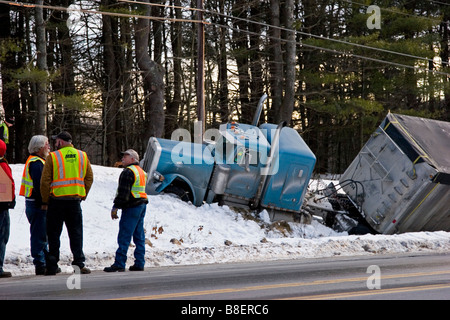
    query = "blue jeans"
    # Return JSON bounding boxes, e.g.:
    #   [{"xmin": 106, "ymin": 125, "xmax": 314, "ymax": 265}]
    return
[
  {"xmin": 0, "ymin": 210, "xmax": 10, "ymax": 273},
  {"xmin": 114, "ymin": 203, "xmax": 147, "ymax": 269},
  {"xmin": 25, "ymin": 200, "xmax": 48, "ymax": 268}
]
